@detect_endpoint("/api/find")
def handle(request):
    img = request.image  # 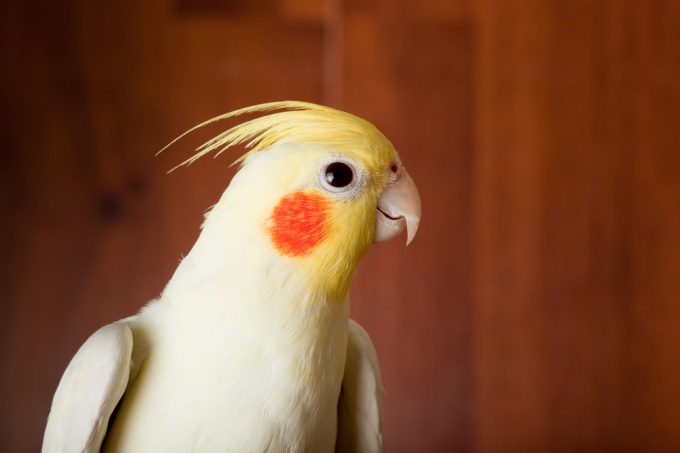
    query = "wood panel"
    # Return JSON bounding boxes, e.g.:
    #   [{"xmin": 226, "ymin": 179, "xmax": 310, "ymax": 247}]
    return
[
  {"xmin": 472, "ymin": 1, "xmax": 680, "ymax": 451},
  {"xmin": 1, "ymin": 0, "xmax": 679, "ymax": 452}
]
